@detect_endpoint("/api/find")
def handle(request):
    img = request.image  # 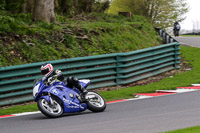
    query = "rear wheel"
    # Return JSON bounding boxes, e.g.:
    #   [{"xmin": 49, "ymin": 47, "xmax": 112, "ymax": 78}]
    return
[
  {"xmin": 37, "ymin": 97, "xmax": 63, "ymax": 118},
  {"xmin": 86, "ymin": 91, "xmax": 106, "ymax": 112}
]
